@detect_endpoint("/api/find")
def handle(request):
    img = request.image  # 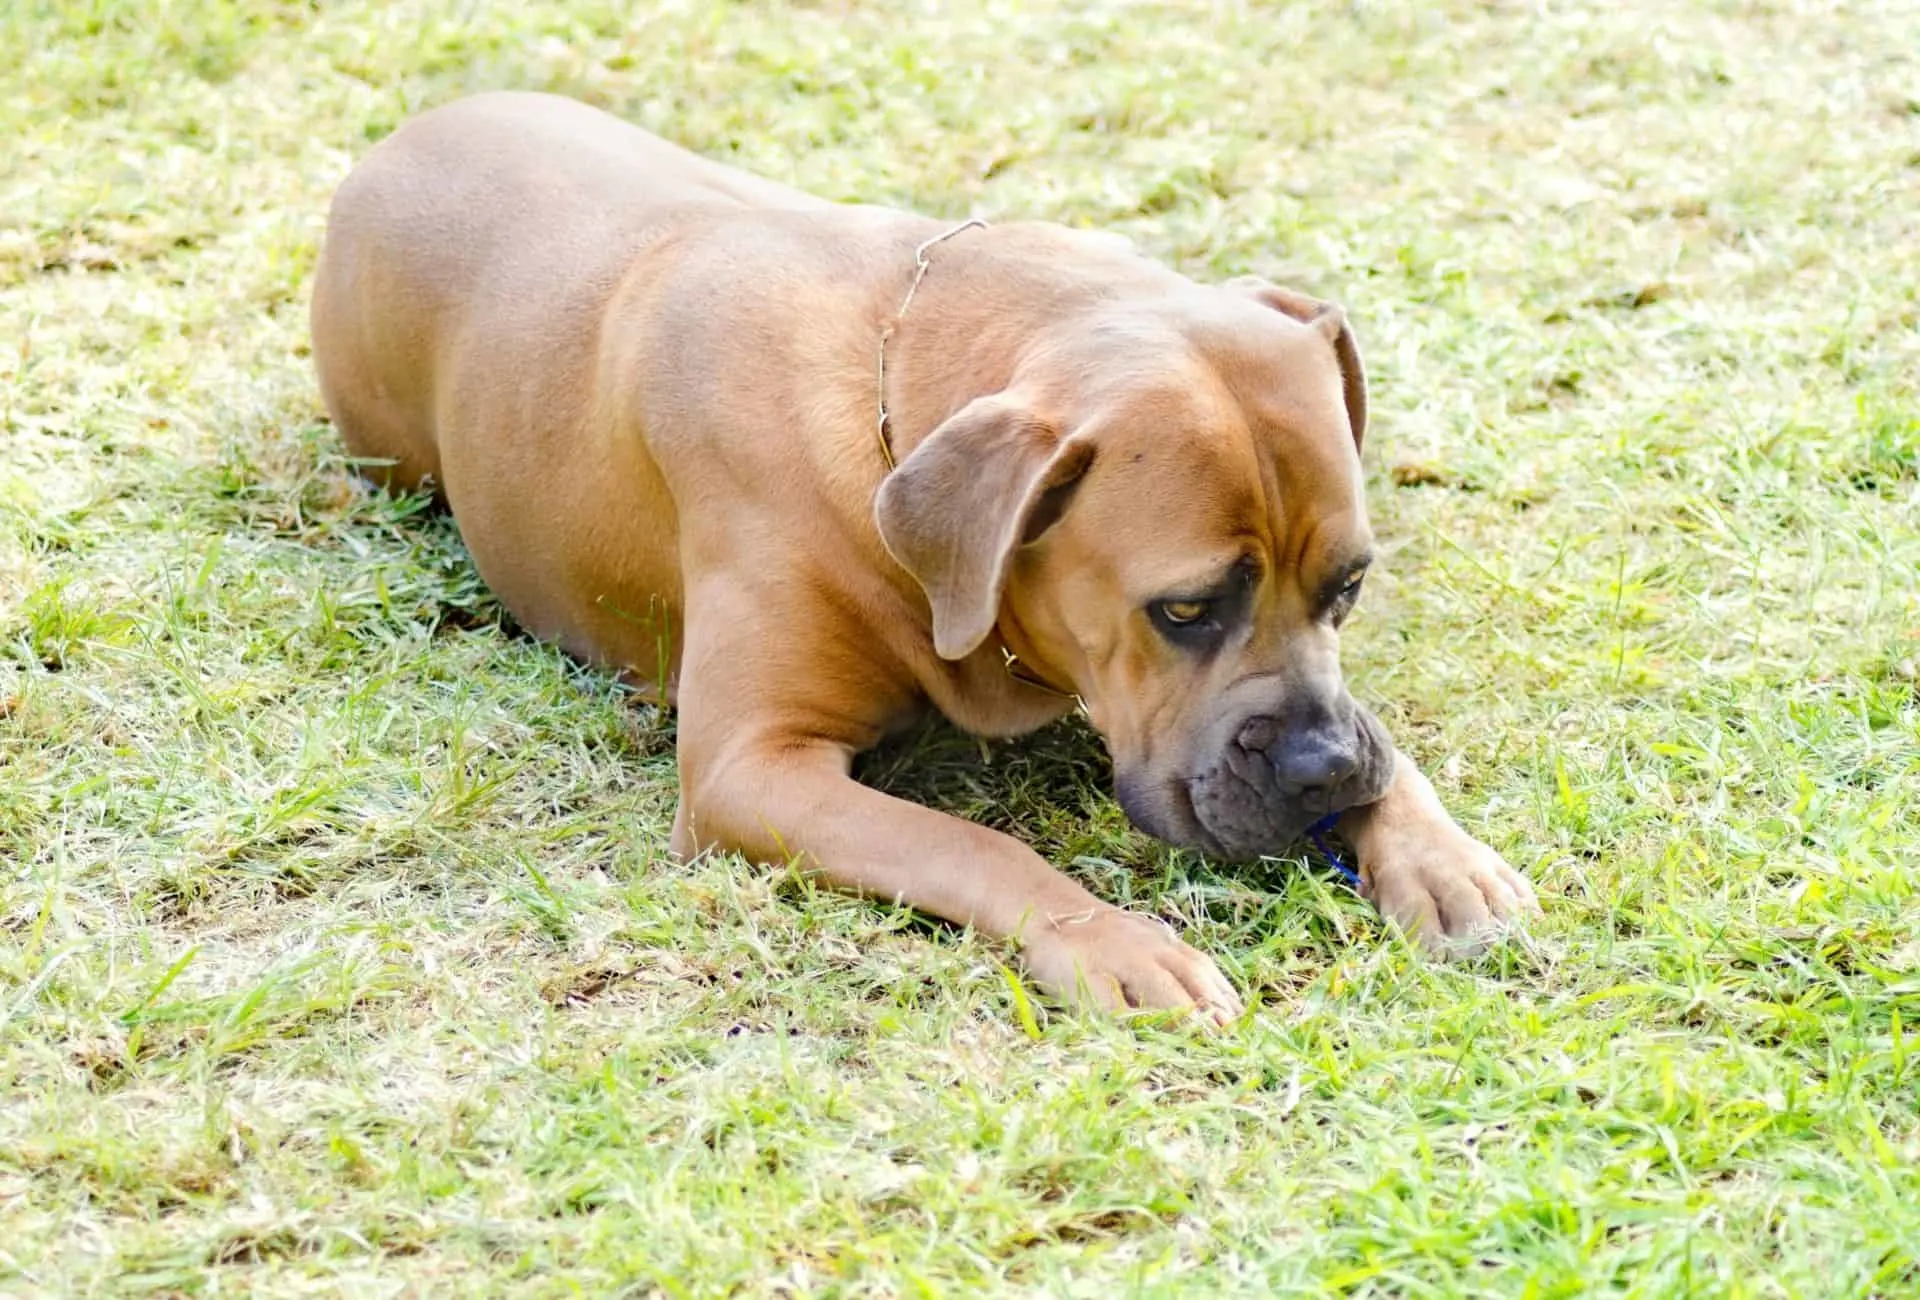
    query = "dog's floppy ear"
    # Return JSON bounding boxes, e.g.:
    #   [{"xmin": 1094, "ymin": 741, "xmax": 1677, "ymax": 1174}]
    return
[
  {"xmin": 1230, "ymin": 278, "xmax": 1368, "ymax": 451},
  {"xmin": 875, "ymin": 395, "xmax": 1095, "ymax": 661}
]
